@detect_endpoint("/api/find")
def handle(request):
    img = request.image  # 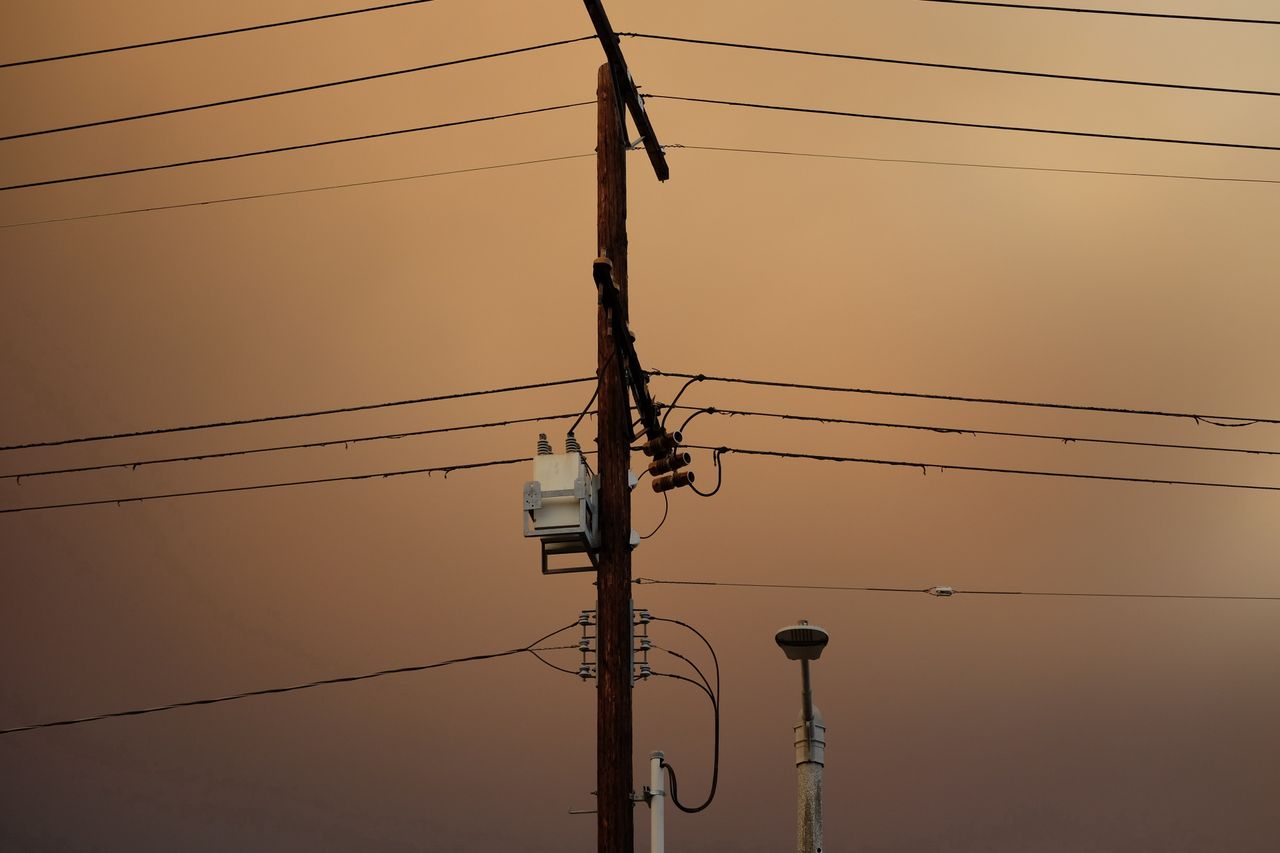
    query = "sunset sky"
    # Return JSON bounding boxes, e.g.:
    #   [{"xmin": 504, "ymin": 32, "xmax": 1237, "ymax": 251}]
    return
[{"xmin": 2, "ymin": 2, "xmax": 1278, "ymax": 851}]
